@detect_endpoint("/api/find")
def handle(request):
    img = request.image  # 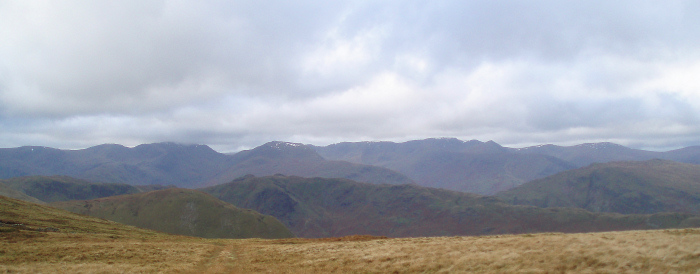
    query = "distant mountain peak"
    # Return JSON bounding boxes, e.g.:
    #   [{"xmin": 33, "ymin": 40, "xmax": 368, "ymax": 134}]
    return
[
  {"xmin": 573, "ymin": 142, "xmax": 626, "ymax": 150},
  {"xmin": 244, "ymin": 141, "xmax": 323, "ymax": 160},
  {"xmin": 264, "ymin": 141, "xmax": 306, "ymax": 150}
]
